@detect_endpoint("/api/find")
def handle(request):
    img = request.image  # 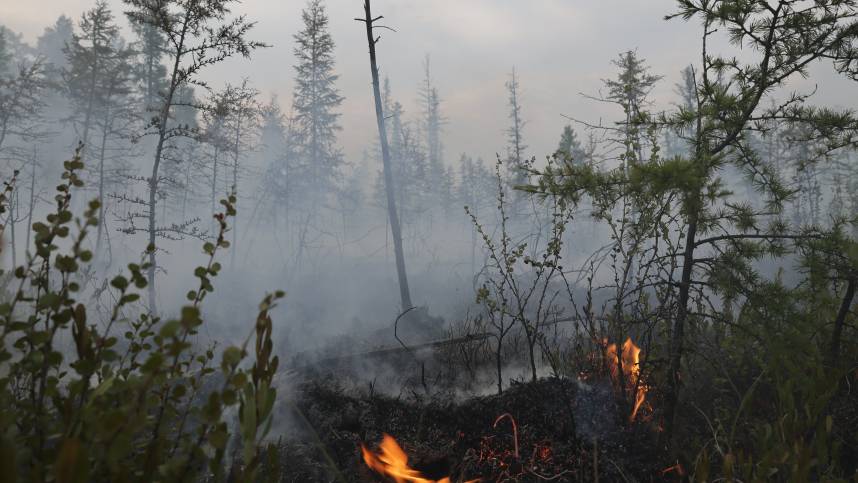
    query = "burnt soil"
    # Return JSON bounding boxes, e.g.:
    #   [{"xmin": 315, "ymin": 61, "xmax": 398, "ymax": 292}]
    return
[{"xmin": 262, "ymin": 377, "xmax": 674, "ymax": 482}]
